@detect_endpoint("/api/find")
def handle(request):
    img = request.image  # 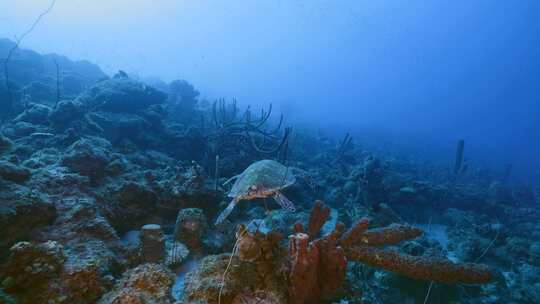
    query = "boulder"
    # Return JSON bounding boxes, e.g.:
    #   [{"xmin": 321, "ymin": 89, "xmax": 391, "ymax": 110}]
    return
[
  {"xmin": 0, "ymin": 133, "xmax": 13, "ymax": 154},
  {"xmin": 98, "ymin": 263, "xmax": 175, "ymax": 304},
  {"xmin": 77, "ymin": 77, "xmax": 166, "ymax": 114},
  {"xmin": 1, "ymin": 239, "xmax": 112, "ymax": 303},
  {"xmin": 87, "ymin": 111, "xmax": 150, "ymax": 143},
  {"xmin": 13, "ymin": 103, "xmax": 52, "ymax": 125},
  {"xmin": 0, "ymin": 161, "xmax": 30, "ymax": 183},
  {"xmin": 1, "ymin": 241, "xmax": 65, "ymax": 294},
  {"xmin": 48, "ymin": 99, "xmax": 85, "ymax": 127},
  {"xmin": 183, "ymin": 254, "xmax": 287, "ymax": 304},
  {"xmin": 0, "ymin": 186, "xmax": 56, "ymax": 260},
  {"xmin": 61, "ymin": 136, "xmax": 112, "ymax": 179},
  {"xmin": 2, "ymin": 121, "xmax": 41, "ymax": 138},
  {"xmin": 110, "ymin": 182, "xmax": 158, "ymax": 233}
]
